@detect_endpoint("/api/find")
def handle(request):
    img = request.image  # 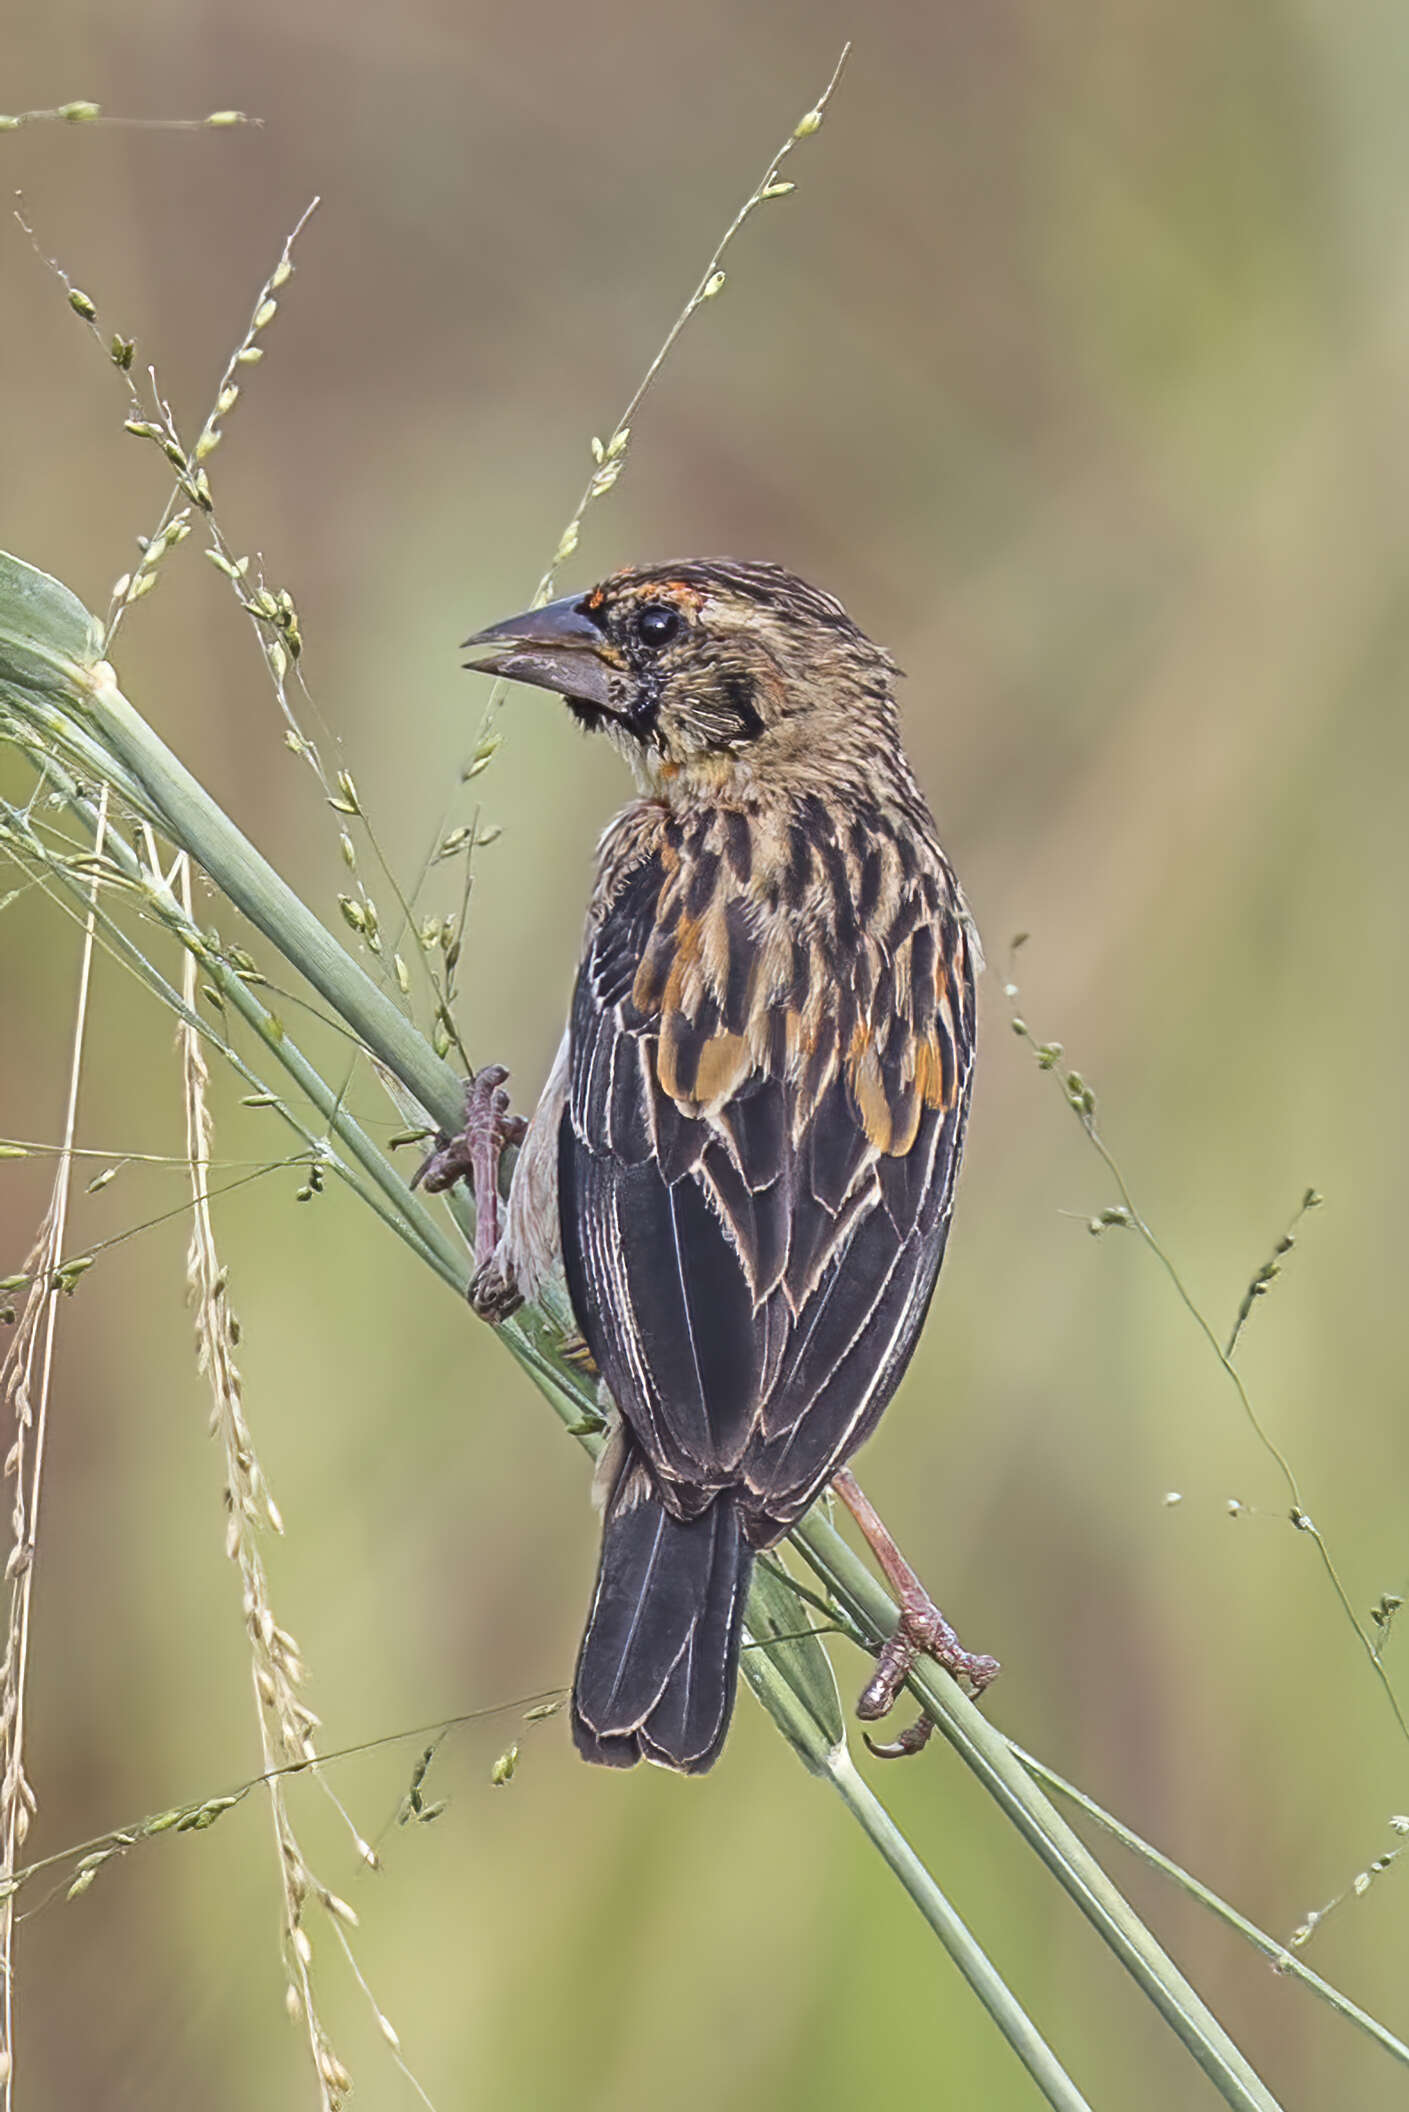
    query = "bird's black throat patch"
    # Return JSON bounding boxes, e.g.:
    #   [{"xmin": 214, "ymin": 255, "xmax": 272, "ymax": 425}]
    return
[{"xmin": 563, "ymin": 695, "xmax": 611, "ymax": 736}]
